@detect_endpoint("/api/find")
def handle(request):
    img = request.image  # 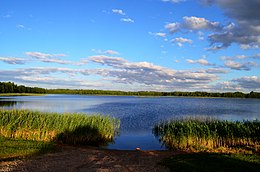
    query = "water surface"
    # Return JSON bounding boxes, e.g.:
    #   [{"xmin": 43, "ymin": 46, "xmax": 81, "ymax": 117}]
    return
[{"xmin": 1, "ymin": 94, "xmax": 260, "ymax": 150}]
